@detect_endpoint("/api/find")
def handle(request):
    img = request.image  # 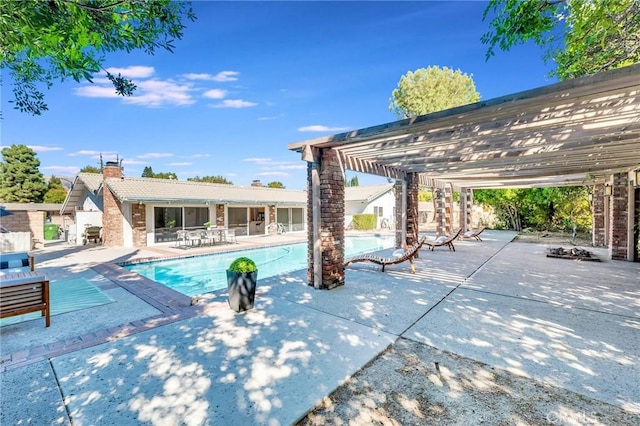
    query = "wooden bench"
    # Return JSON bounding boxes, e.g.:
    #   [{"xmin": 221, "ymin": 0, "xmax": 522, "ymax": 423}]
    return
[{"xmin": 0, "ymin": 271, "xmax": 50, "ymax": 327}]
